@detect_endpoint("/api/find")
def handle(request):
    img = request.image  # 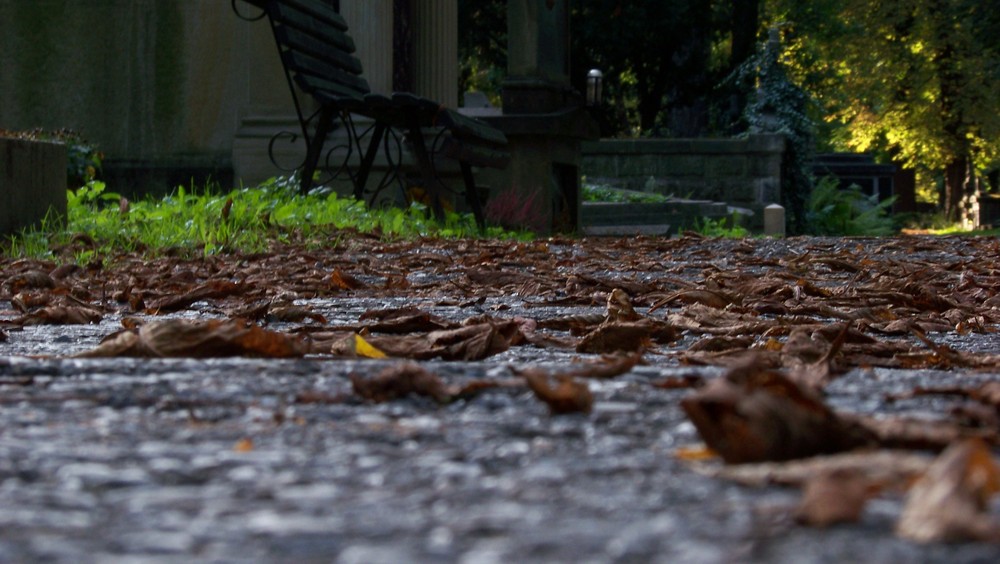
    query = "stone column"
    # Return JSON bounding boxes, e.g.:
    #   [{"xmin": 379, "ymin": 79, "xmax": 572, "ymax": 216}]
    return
[
  {"xmin": 412, "ymin": 0, "xmax": 458, "ymax": 107},
  {"xmin": 341, "ymin": 0, "xmax": 393, "ymax": 95}
]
